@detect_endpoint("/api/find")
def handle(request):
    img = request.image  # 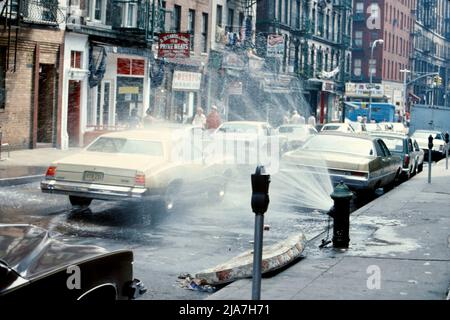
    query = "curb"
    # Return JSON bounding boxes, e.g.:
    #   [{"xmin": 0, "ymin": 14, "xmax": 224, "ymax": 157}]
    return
[
  {"xmin": 195, "ymin": 233, "xmax": 306, "ymax": 285},
  {"xmin": 0, "ymin": 174, "xmax": 44, "ymax": 187}
]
